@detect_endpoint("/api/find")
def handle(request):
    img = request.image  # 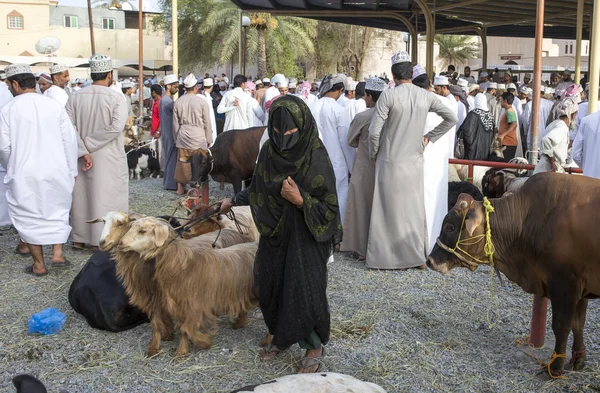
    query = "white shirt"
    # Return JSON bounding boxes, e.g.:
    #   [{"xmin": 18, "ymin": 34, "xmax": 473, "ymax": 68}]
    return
[
  {"xmin": 310, "ymin": 97, "xmax": 355, "ymax": 225},
  {"xmin": 456, "ymin": 100, "xmax": 467, "ymax": 130},
  {"xmin": 346, "ymin": 98, "xmax": 367, "ymax": 122},
  {"xmin": 534, "ymin": 119, "xmax": 569, "ymax": 174},
  {"xmin": 337, "ymin": 95, "xmax": 350, "ymax": 108},
  {"xmin": 444, "ymin": 93, "xmax": 458, "ymax": 158},
  {"xmin": 216, "ymin": 87, "xmax": 254, "ymax": 132},
  {"xmin": 198, "ymin": 91, "xmax": 217, "ymax": 145},
  {"xmin": 44, "ymin": 85, "xmax": 69, "ymax": 106},
  {"xmin": 573, "ymin": 110, "xmax": 600, "ymax": 179}
]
